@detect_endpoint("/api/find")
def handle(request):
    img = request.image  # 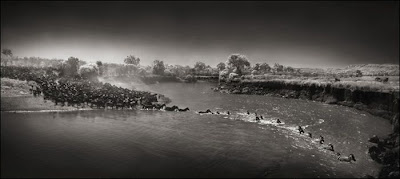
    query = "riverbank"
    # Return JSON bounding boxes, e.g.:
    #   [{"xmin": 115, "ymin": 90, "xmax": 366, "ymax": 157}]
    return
[
  {"xmin": 216, "ymin": 77, "xmax": 399, "ymax": 120},
  {"xmin": 215, "ymin": 77, "xmax": 399, "ymax": 178},
  {"xmin": 1, "ymin": 78, "xmax": 91, "ymax": 112},
  {"xmin": 139, "ymin": 75, "xmax": 218, "ymax": 84}
]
